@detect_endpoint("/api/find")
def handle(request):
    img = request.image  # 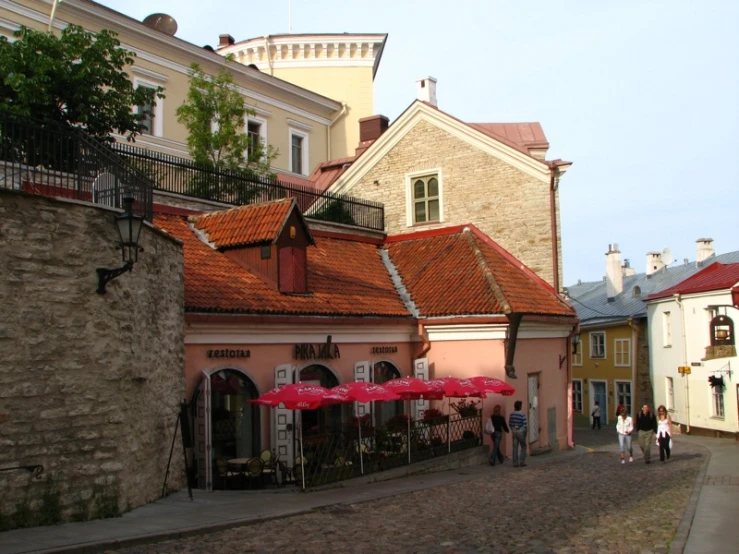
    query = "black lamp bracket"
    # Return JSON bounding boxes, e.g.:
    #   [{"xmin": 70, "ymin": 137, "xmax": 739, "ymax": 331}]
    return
[{"xmin": 96, "ymin": 261, "xmax": 133, "ymax": 294}]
